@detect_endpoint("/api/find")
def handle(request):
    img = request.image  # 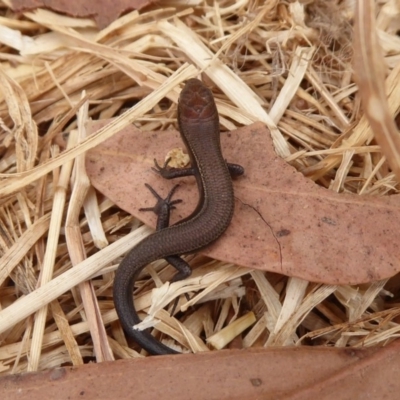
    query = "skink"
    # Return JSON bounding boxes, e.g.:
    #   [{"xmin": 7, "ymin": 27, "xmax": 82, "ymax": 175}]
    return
[{"xmin": 113, "ymin": 78, "xmax": 244, "ymax": 355}]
